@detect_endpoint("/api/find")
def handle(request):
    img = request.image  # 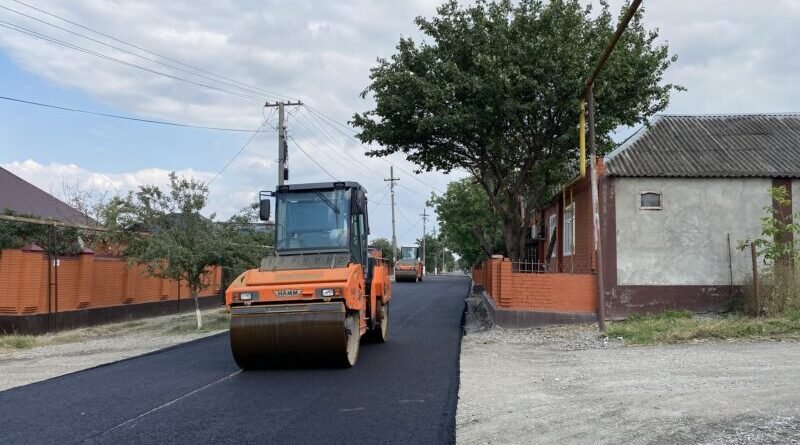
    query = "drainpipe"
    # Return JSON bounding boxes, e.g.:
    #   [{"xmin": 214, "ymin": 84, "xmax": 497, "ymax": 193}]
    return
[{"xmin": 579, "ymin": 100, "xmax": 586, "ymax": 178}]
